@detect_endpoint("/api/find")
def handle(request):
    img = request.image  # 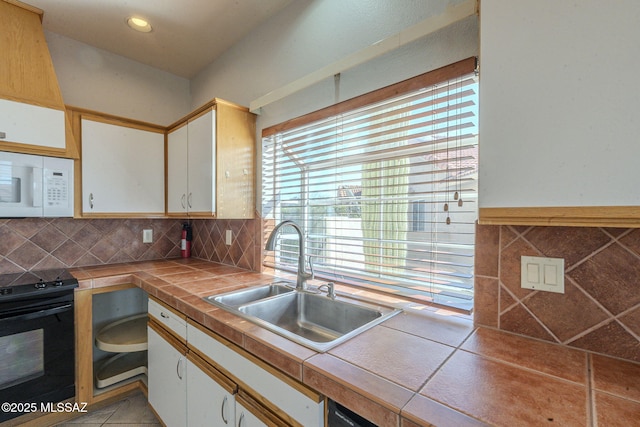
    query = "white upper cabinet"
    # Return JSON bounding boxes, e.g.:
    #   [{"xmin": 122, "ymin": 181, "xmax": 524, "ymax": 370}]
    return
[
  {"xmin": 0, "ymin": 99, "xmax": 65, "ymax": 150},
  {"xmin": 166, "ymin": 123, "xmax": 189, "ymax": 214},
  {"xmin": 479, "ymin": 0, "xmax": 640, "ymax": 226},
  {"xmin": 167, "ymin": 100, "xmax": 255, "ymax": 219},
  {"xmin": 81, "ymin": 117, "xmax": 165, "ymax": 216},
  {"xmin": 167, "ymin": 109, "xmax": 216, "ymax": 216},
  {"xmin": 187, "ymin": 109, "xmax": 217, "ymax": 214}
]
